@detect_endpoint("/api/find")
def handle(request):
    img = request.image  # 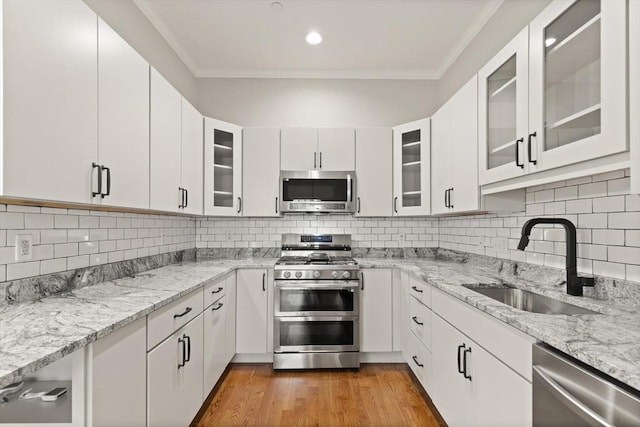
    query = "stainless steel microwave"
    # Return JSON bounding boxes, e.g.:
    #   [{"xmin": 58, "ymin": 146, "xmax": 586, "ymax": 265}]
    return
[{"xmin": 280, "ymin": 171, "xmax": 356, "ymax": 213}]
